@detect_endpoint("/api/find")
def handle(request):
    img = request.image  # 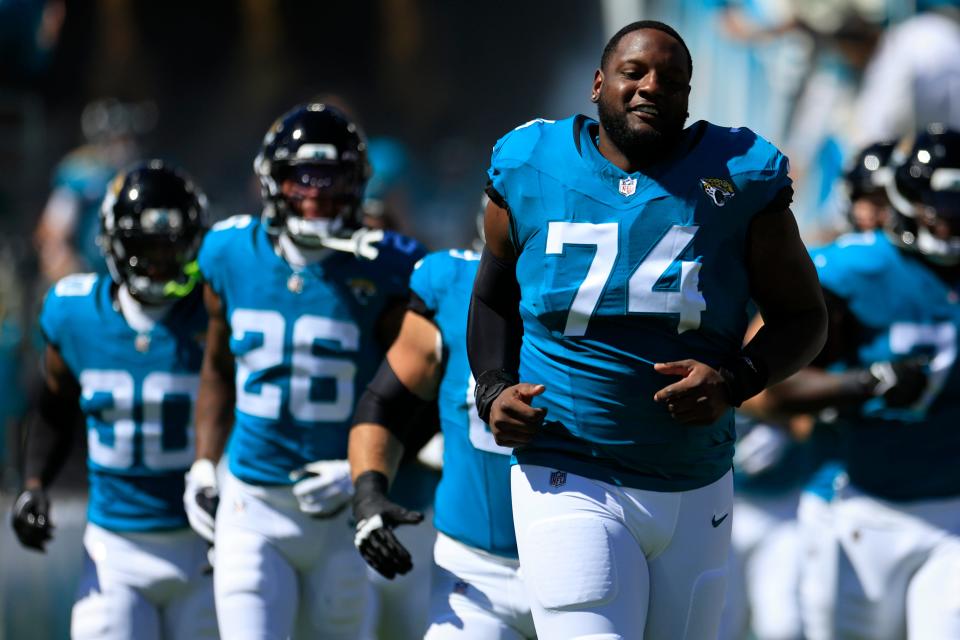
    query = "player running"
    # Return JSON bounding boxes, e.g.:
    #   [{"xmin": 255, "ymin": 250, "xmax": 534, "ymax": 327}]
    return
[
  {"xmin": 467, "ymin": 21, "xmax": 827, "ymax": 638},
  {"xmin": 350, "ymin": 216, "xmax": 535, "ymax": 639},
  {"xmin": 11, "ymin": 161, "xmax": 217, "ymax": 639},
  {"xmin": 751, "ymin": 126, "xmax": 960, "ymax": 640},
  {"xmin": 184, "ymin": 102, "xmax": 424, "ymax": 639}
]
